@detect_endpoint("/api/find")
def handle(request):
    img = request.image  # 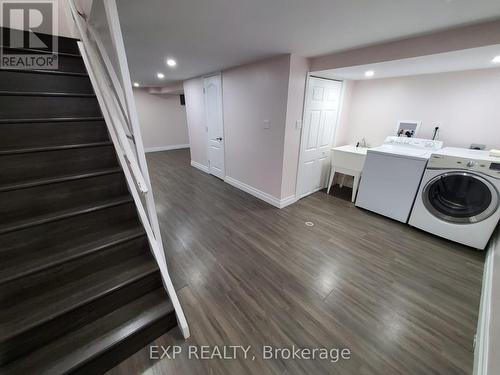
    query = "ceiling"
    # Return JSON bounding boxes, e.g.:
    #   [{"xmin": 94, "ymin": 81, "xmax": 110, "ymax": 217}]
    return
[
  {"xmin": 92, "ymin": 0, "xmax": 500, "ymax": 86},
  {"xmin": 314, "ymin": 45, "xmax": 500, "ymax": 81}
]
